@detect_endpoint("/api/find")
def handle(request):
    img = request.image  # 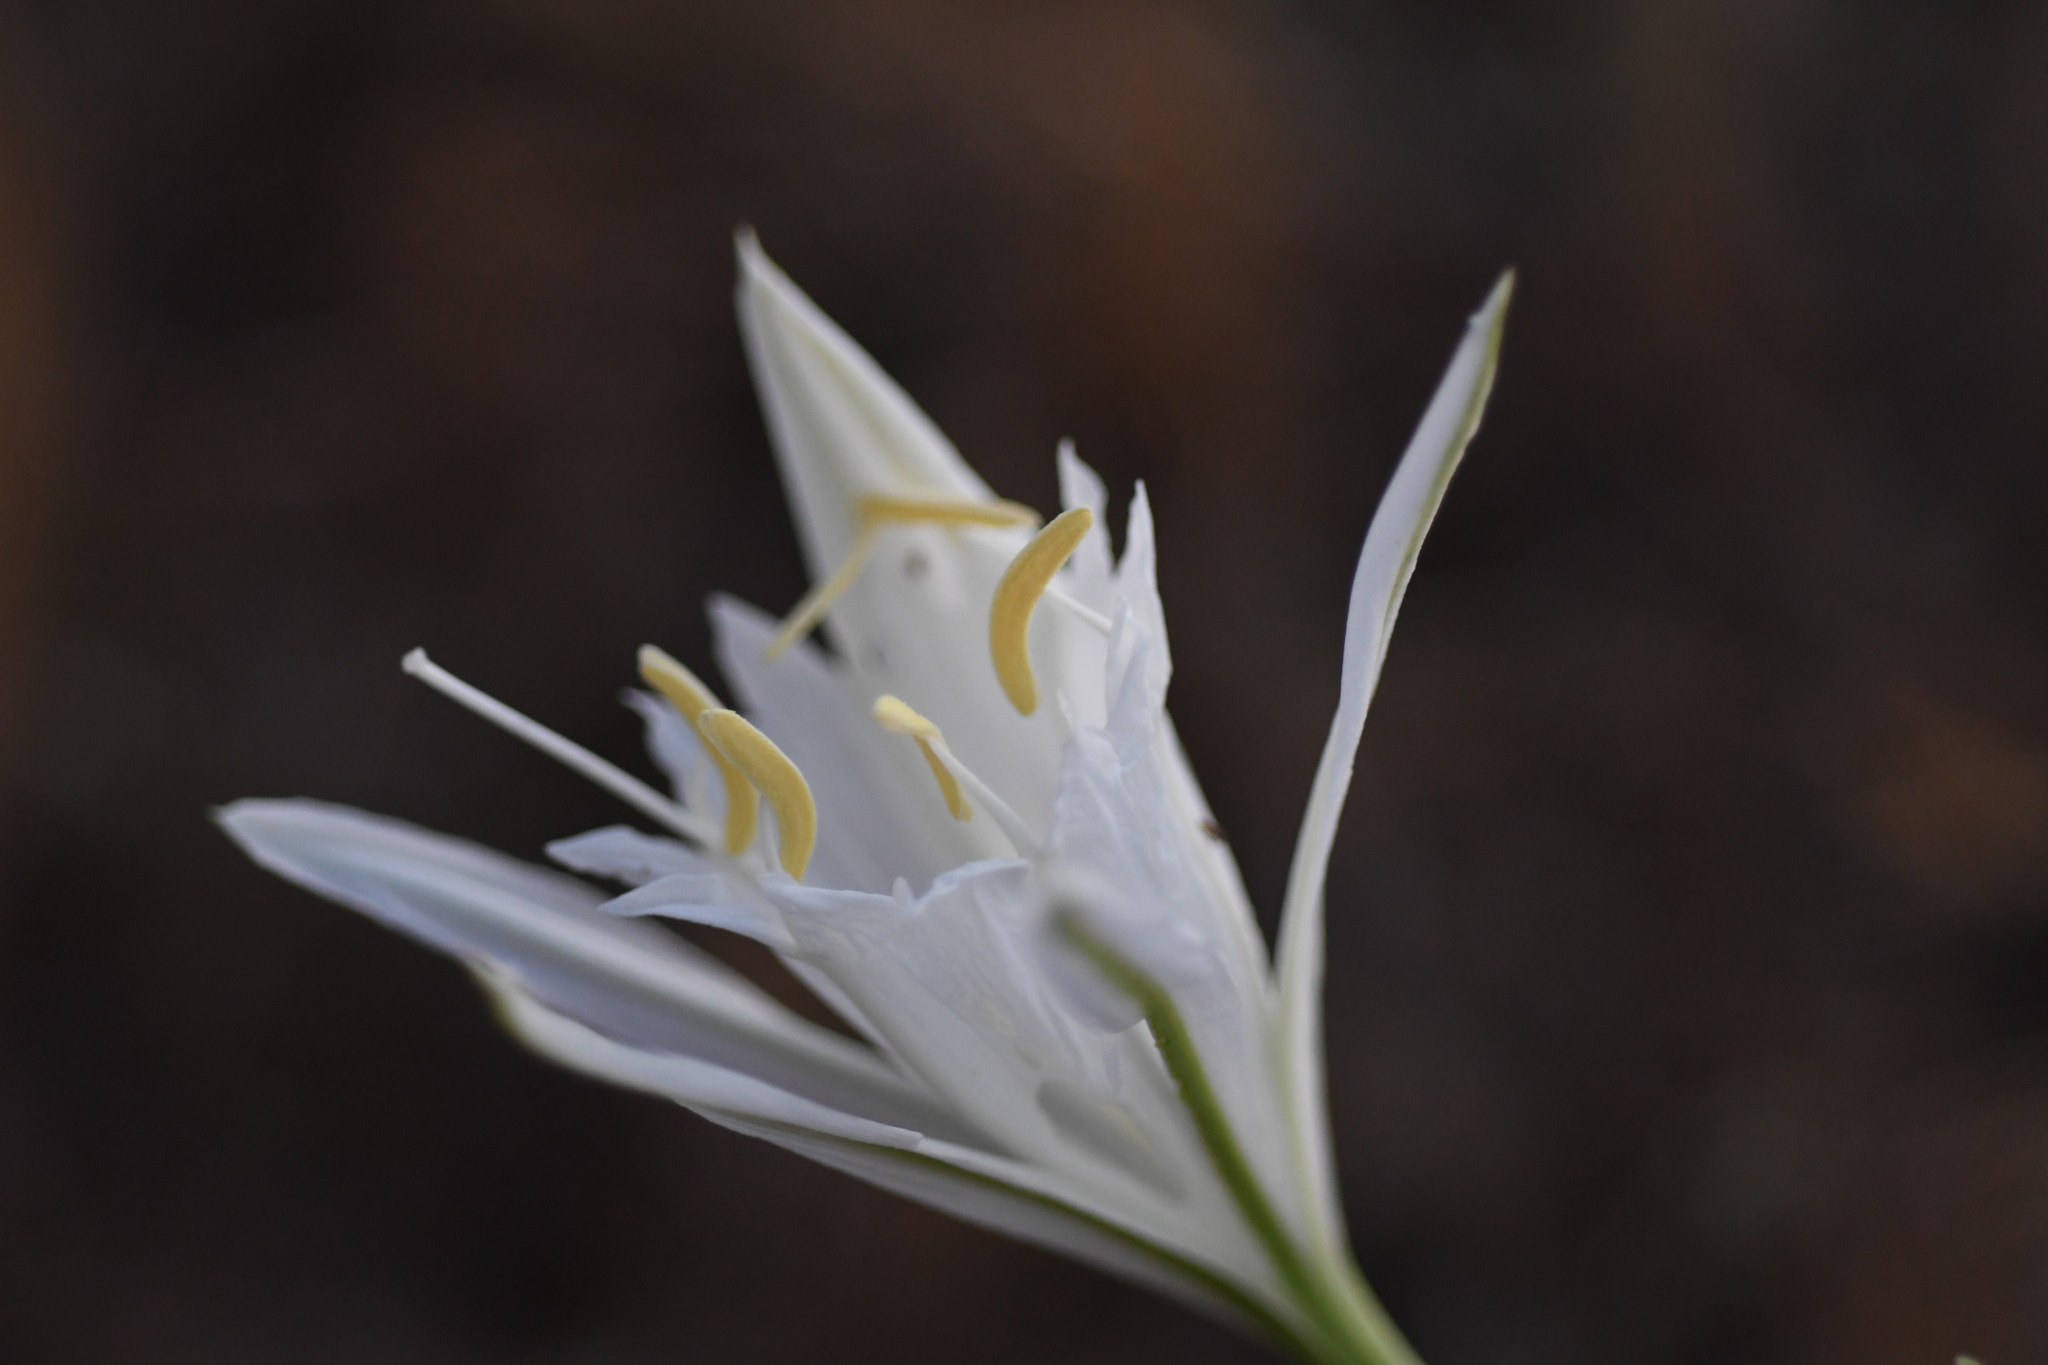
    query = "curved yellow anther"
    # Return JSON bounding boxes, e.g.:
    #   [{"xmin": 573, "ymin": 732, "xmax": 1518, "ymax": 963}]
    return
[
  {"xmin": 872, "ymin": 695, "xmax": 972, "ymax": 822},
  {"xmin": 766, "ymin": 494, "xmax": 1043, "ymax": 661},
  {"xmin": 989, "ymin": 505, "xmax": 1093, "ymax": 715},
  {"xmin": 637, "ymin": 645, "xmax": 758, "ymax": 856},
  {"xmin": 696, "ymin": 709, "xmax": 816, "ymax": 880}
]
